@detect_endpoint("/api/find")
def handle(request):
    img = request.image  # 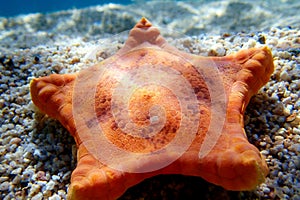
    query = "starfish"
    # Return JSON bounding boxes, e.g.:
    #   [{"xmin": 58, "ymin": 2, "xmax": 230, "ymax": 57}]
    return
[{"xmin": 30, "ymin": 17, "xmax": 274, "ymax": 200}]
